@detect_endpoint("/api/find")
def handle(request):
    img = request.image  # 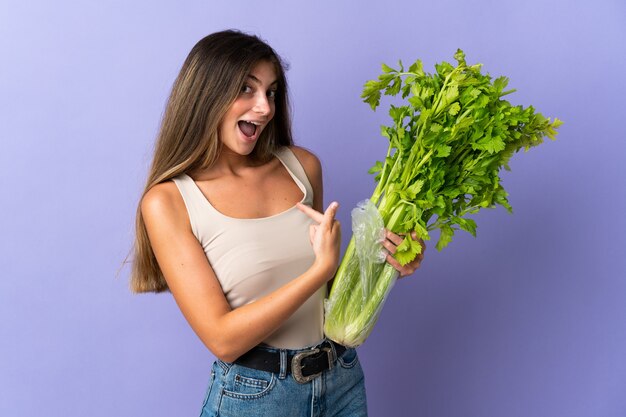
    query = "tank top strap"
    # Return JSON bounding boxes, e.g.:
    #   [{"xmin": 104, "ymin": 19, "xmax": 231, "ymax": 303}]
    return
[
  {"xmin": 274, "ymin": 146, "xmax": 314, "ymax": 206},
  {"xmin": 170, "ymin": 147, "xmax": 315, "ymax": 242},
  {"xmin": 170, "ymin": 174, "xmax": 207, "ymax": 239}
]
